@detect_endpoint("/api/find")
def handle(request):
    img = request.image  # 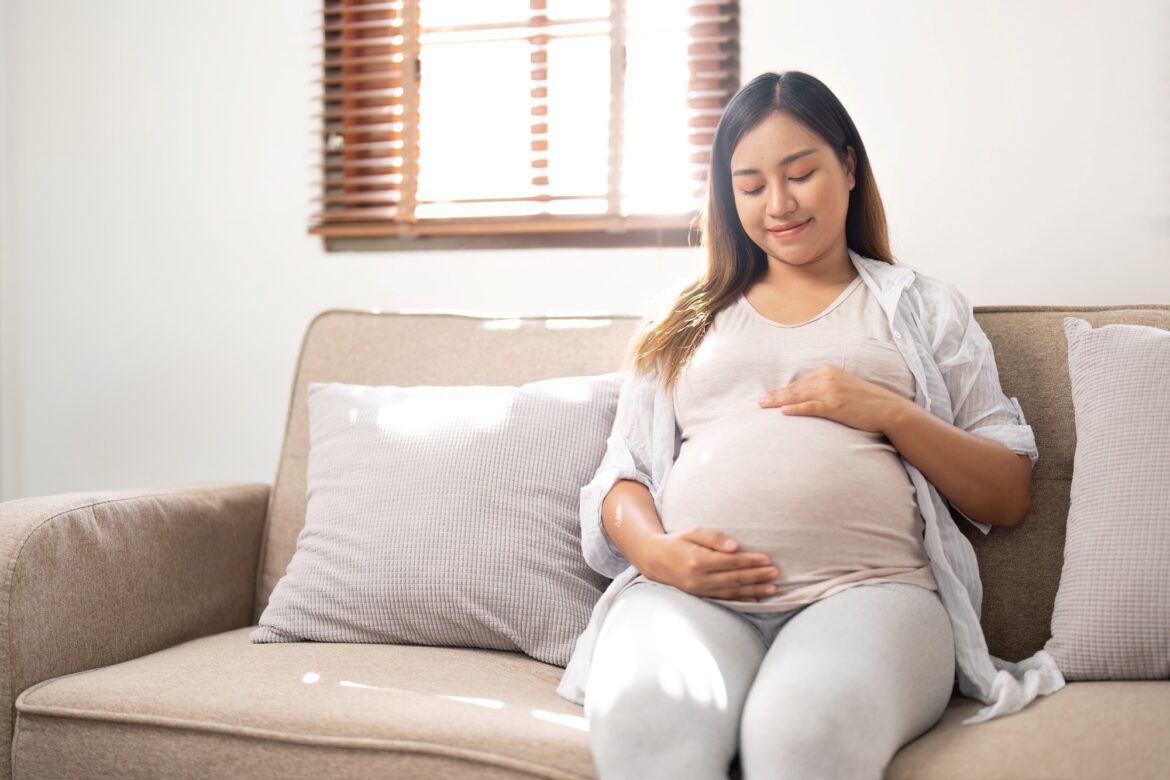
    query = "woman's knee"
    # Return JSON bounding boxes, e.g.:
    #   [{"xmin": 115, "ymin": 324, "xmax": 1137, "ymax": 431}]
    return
[
  {"xmin": 738, "ymin": 679, "xmax": 893, "ymax": 779},
  {"xmin": 594, "ymin": 678, "xmax": 730, "ymax": 748},
  {"xmin": 589, "ymin": 677, "xmax": 739, "ymax": 777},
  {"xmin": 585, "ymin": 583, "xmax": 760, "ymax": 777}
]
